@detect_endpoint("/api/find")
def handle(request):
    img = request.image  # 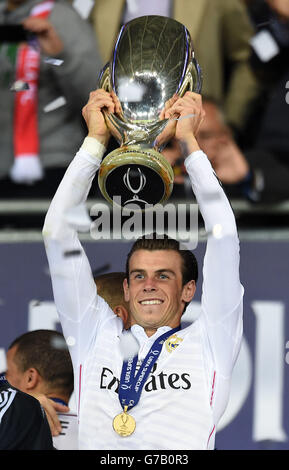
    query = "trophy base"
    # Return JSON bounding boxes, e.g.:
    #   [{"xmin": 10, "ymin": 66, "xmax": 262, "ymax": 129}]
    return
[{"xmin": 98, "ymin": 145, "xmax": 174, "ymax": 210}]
